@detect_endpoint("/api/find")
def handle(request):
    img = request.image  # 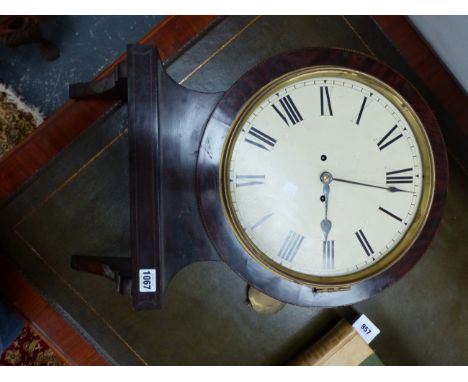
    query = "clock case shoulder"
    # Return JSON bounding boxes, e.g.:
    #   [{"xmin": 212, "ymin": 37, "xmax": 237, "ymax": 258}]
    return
[{"xmin": 69, "ymin": 44, "xmax": 223, "ymax": 309}]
